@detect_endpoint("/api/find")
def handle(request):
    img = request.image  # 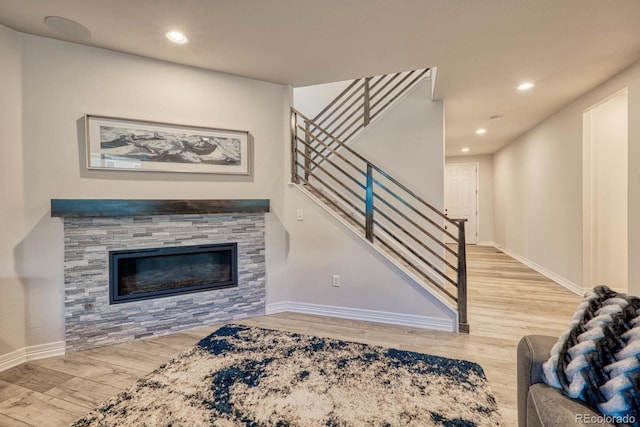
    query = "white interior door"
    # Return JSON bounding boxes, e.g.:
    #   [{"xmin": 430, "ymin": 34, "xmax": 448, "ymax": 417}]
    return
[{"xmin": 445, "ymin": 164, "xmax": 478, "ymax": 244}]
